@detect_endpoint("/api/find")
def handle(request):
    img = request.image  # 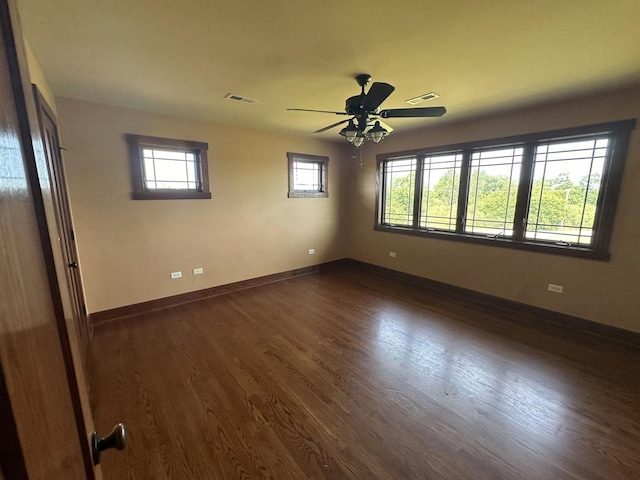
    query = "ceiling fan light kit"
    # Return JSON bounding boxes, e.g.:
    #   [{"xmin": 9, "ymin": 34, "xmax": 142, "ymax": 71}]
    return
[
  {"xmin": 339, "ymin": 120, "xmax": 388, "ymax": 145},
  {"xmin": 368, "ymin": 121, "xmax": 388, "ymax": 143},
  {"xmin": 288, "ymin": 74, "xmax": 446, "ymax": 147}
]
